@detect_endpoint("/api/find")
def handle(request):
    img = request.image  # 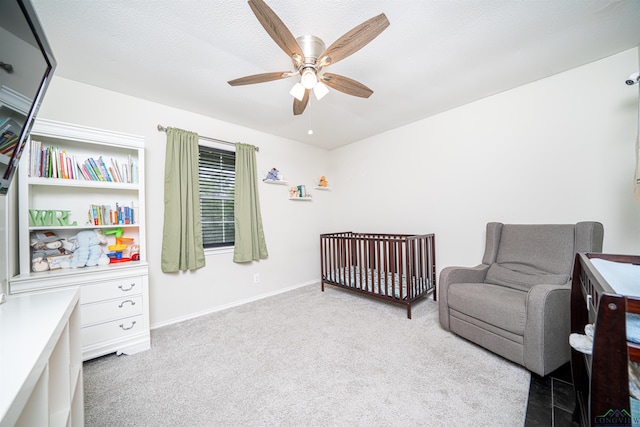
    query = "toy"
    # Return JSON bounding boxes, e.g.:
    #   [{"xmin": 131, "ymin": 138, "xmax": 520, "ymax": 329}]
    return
[
  {"xmin": 319, "ymin": 176, "xmax": 328, "ymax": 187},
  {"xmin": 31, "ymin": 254, "xmax": 50, "ymax": 272},
  {"xmin": 105, "ymin": 227, "xmax": 135, "ymax": 263},
  {"xmin": 129, "ymin": 243, "xmax": 141, "ymax": 261},
  {"xmin": 264, "ymin": 168, "xmax": 280, "ymax": 181},
  {"xmin": 30, "ymin": 231, "xmax": 75, "ymax": 272},
  {"xmin": 68, "ymin": 229, "xmax": 110, "ymax": 268},
  {"xmin": 289, "ymin": 186, "xmax": 300, "ymax": 198}
]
